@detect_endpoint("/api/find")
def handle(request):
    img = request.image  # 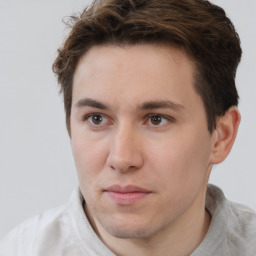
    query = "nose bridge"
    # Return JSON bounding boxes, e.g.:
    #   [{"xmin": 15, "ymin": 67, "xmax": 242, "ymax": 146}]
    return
[{"xmin": 107, "ymin": 120, "xmax": 143, "ymax": 172}]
